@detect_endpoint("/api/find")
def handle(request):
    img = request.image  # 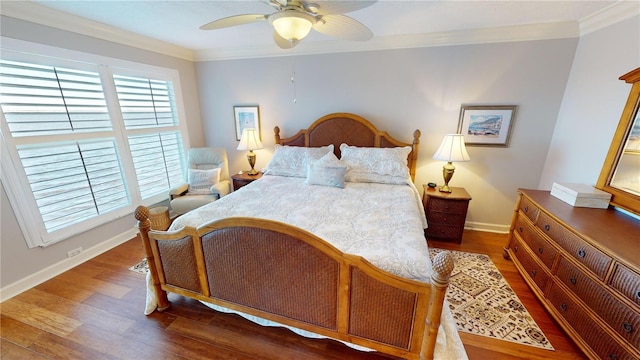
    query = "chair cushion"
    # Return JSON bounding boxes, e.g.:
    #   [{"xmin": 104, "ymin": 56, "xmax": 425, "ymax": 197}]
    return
[
  {"xmin": 170, "ymin": 194, "xmax": 219, "ymax": 215},
  {"xmin": 188, "ymin": 168, "xmax": 221, "ymax": 194}
]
